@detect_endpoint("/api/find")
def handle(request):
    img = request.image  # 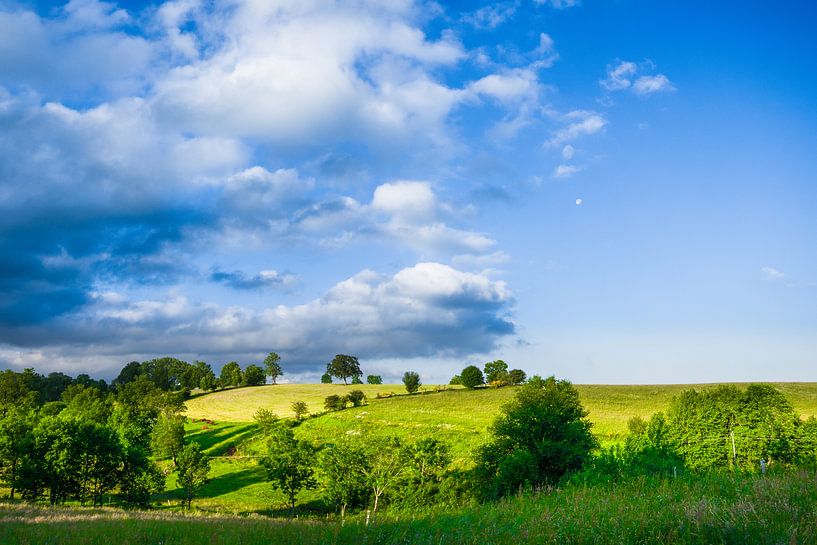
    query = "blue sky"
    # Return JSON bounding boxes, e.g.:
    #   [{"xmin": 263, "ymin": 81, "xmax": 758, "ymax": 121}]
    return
[{"xmin": 1, "ymin": 0, "xmax": 815, "ymax": 383}]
